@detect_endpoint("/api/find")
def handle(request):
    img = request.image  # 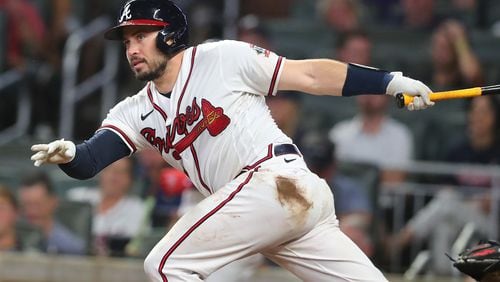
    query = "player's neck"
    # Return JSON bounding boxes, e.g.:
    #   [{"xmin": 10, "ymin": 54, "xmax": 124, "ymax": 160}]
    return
[{"xmin": 153, "ymin": 50, "xmax": 185, "ymax": 93}]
